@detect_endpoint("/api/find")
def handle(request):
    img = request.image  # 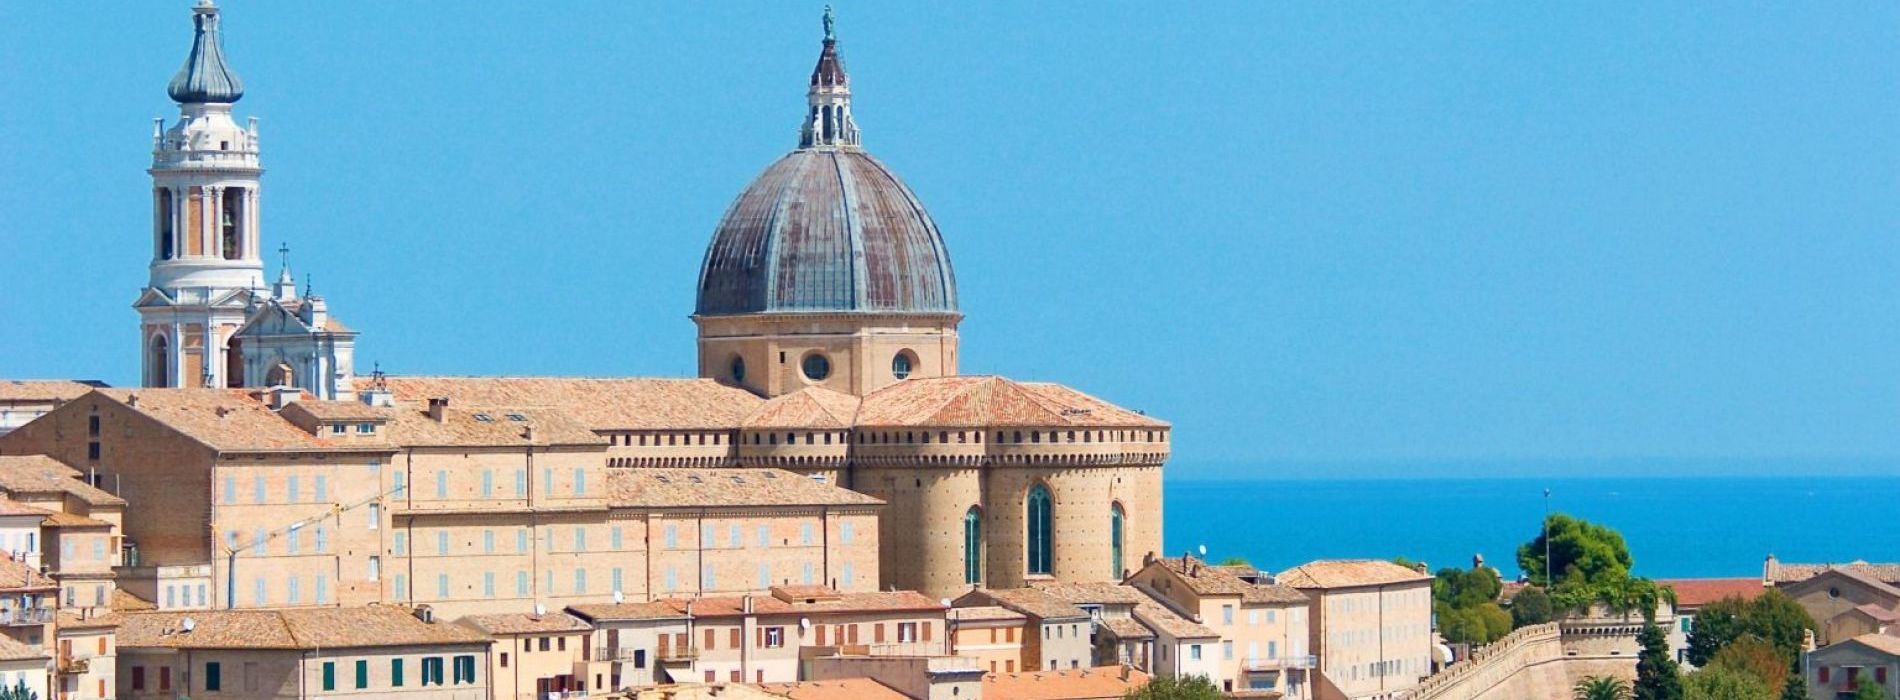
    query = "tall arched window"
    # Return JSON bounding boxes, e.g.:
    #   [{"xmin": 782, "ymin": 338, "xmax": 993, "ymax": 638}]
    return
[
  {"xmin": 1026, "ymin": 485, "xmax": 1053, "ymax": 575},
  {"xmin": 156, "ymin": 189, "xmax": 175, "ymax": 260},
  {"xmin": 148, "ymin": 335, "xmax": 171, "ymax": 388},
  {"xmin": 1111, "ymin": 503, "xmax": 1126, "ymax": 580},
  {"xmin": 964, "ymin": 507, "xmax": 983, "ymax": 584}
]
